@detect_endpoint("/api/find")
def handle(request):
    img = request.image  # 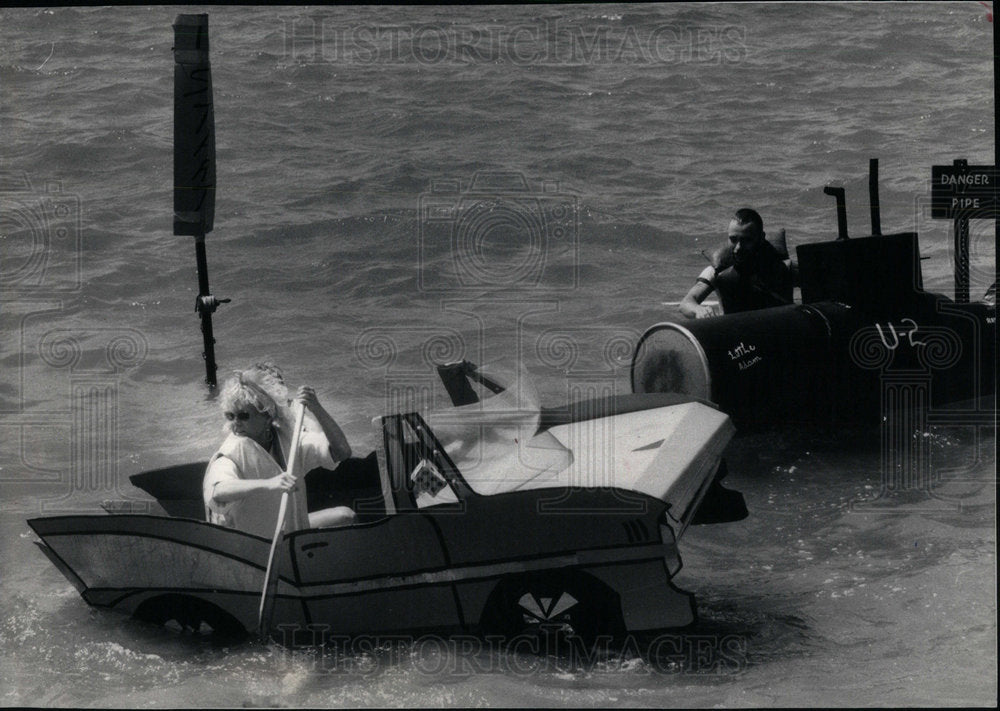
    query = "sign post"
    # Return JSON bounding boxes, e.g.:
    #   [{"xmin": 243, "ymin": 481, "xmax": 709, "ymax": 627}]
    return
[
  {"xmin": 173, "ymin": 14, "xmax": 228, "ymax": 387},
  {"xmin": 953, "ymin": 158, "xmax": 970, "ymax": 304},
  {"xmin": 930, "ymin": 161, "xmax": 998, "ymax": 303}
]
